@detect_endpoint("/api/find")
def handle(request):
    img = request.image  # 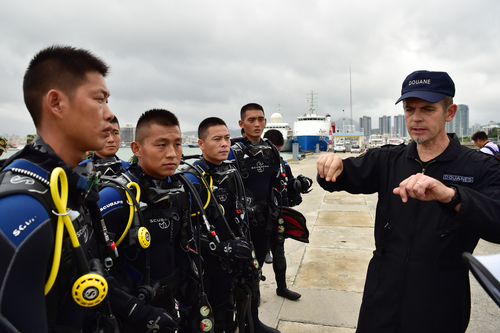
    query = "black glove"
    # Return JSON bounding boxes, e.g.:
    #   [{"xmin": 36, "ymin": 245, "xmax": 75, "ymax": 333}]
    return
[
  {"xmin": 108, "ymin": 278, "xmax": 180, "ymax": 332},
  {"xmin": 292, "ymin": 175, "xmax": 313, "ymax": 194},
  {"xmin": 214, "ymin": 239, "xmax": 252, "ymax": 260},
  {"xmin": 130, "ymin": 301, "xmax": 179, "ymax": 333}
]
